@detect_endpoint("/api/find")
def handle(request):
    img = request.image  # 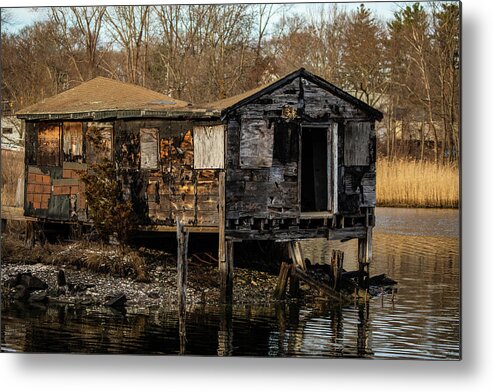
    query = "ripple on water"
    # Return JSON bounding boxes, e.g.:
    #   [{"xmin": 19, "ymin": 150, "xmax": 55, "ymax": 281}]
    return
[{"xmin": 1, "ymin": 208, "xmax": 460, "ymax": 359}]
